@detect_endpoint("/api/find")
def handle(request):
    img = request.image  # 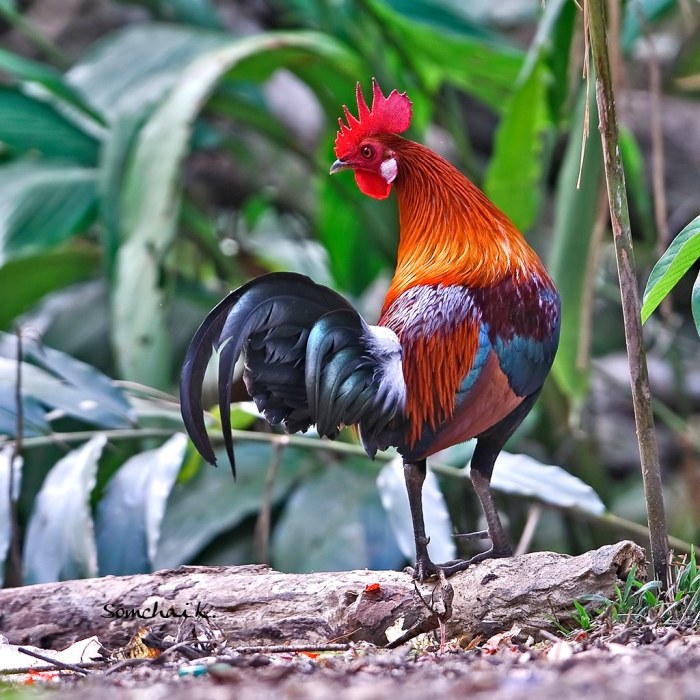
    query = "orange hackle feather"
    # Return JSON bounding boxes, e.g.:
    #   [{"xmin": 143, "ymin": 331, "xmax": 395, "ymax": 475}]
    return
[{"xmin": 377, "ymin": 135, "xmax": 551, "ymax": 444}]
